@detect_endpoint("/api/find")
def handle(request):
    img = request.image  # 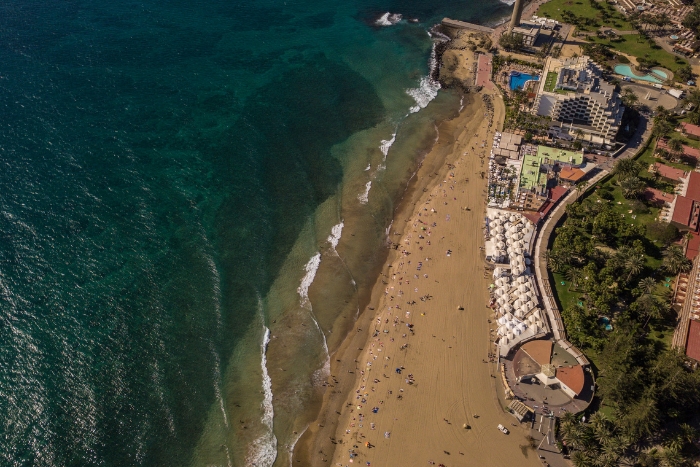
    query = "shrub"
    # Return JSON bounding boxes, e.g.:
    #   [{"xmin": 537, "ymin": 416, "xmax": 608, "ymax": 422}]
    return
[
  {"xmin": 647, "ymin": 221, "xmax": 678, "ymax": 245},
  {"xmin": 630, "ymin": 200, "xmax": 650, "ymax": 214},
  {"xmin": 617, "ymin": 54, "xmax": 630, "ymax": 64}
]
